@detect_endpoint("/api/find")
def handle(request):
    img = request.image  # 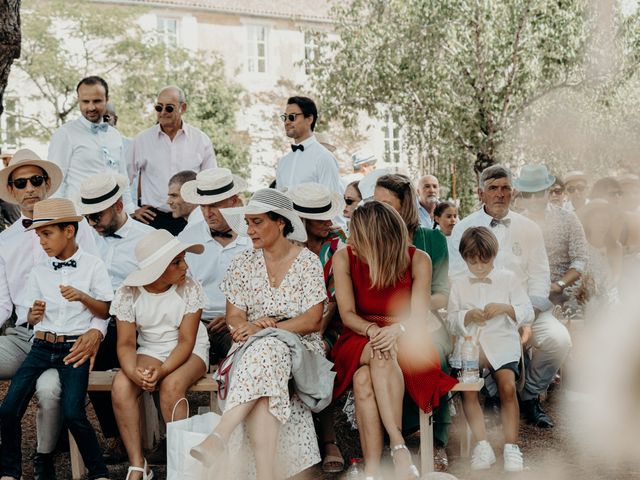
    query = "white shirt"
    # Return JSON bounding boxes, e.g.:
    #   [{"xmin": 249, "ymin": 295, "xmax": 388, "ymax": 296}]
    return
[
  {"xmin": 47, "ymin": 117, "xmax": 135, "ymax": 214},
  {"xmin": 0, "ymin": 216, "xmax": 99, "ymax": 328},
  {"xmin": 187, "ymin": 207, "xmax": 204, "ymax": 227},
  {"xmin": 447, "ymin": 269, "xmax": 534, "ymax": 369},
  {"xmin": 178, "ymin": 221, "xmax": 252, "ymax": 318},
  {"xmin": 276, "ymin": 135, "xmax": 344, "ymax": 195},
  {"xmin": 26, "ymin": 248, "xmax": 113, "ymax": 337},
  {"xmin": 127, "ymin": 122, "xmax": 217, "ymax": 212},
  {"xmin": 449, "ymin": 208, "xmax": 552, "ymax": 312},
  {"xmin": 94, "ymin": 217, "xmax": 155, "ymax": 291},
  {"xmin": 417, "ymin": 203, "xmax": 434, "ymax": 229}
]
